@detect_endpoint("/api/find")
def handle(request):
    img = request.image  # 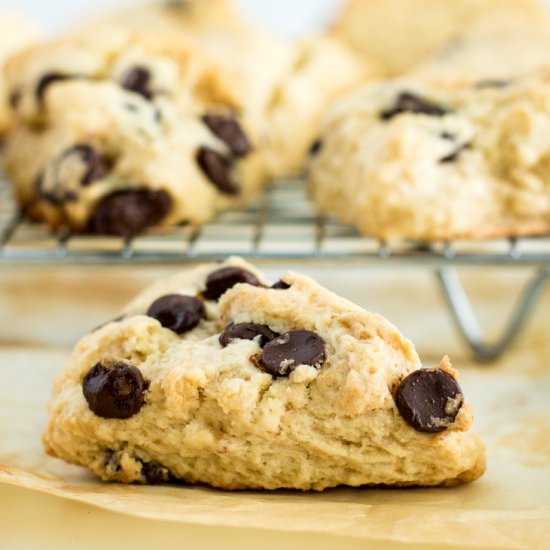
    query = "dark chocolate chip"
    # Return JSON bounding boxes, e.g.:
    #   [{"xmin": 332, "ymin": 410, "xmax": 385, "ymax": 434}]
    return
[
  {"xmin": 88, "ymin": 188, "xmax": 172, "ymax": 237},
  {"xmin": 475, "ymin": 79, "xmax": 512, "ymax": 90},
  {"xmin": 260, "ymin": 330, "xmax": 326, "ymax": 377},
  {"xmin": 440, "ymin": 131, "xmax": 456, "ymax": 141},
  {"xmin": 36, "ymin": 72, "xmax": 70, "ymax": 102},
  {"xmin": 202, "ymin": 113, "xmax": 252, "ymax": 157},
  {"xmin": 147, "ymin": 294, "xmax": 206, "ymax": 334},
  {"xmin": 9, "ymin": 89, "xmax": 21, "ymax": 109},
  {"xmin": 219, "ymin": 322, "xmax": 279, "ymax": 348},
  {"xmin": 414, "ymin": 243, "xmax": 432, "ymax": 253},
  {"xmin": 83, "ymin": 362, "xmax": 148, "ymax": 419},
  {"xmin": 271, "ymin": 279, "xmax": 291, "ymax": 290},
  {"xmin": 196, "ymin": 147, "xmax": 239, "ymax": 195},
  {"xmin": 380, "ymin": 92, "xmax": 449, "ymax": 121},
  {"xmin": 203, "ymin": 267, "xmax": 261, "ymax": 301},
  {"xmin": 104, "ymin": 449, "xmax": 122, "ymax": 473},
  {"xmin": 309, "ymin": 139, "xmax": 323, "ymax": 156},
  {"xmin": 395, "ymin": 369, "xmax": 463, "ymax": 433},
  {"xmin": 62, "ymin": 144, "xmax": 110, "ymax": 186},
  {"xmin": 39, "ymin": 142, "xmax": 110, "ymax": 205},
  {"xmin": 122, "ymin": 66, "xmax": 153, "ymax": 100},
  {"xmin": 439, "ymin": 142, "xmax": 471, "ymax": 164},
  {"xmin": 141, "ymin": 461, "xmax": 170, "ymax": 484}
]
